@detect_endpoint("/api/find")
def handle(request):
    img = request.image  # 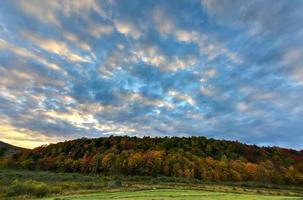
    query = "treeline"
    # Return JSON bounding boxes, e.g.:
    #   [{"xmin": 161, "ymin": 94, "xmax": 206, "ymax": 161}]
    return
[{"xmin": 1, "ymin": 136, "xmax": 303, "ymax": 185}]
